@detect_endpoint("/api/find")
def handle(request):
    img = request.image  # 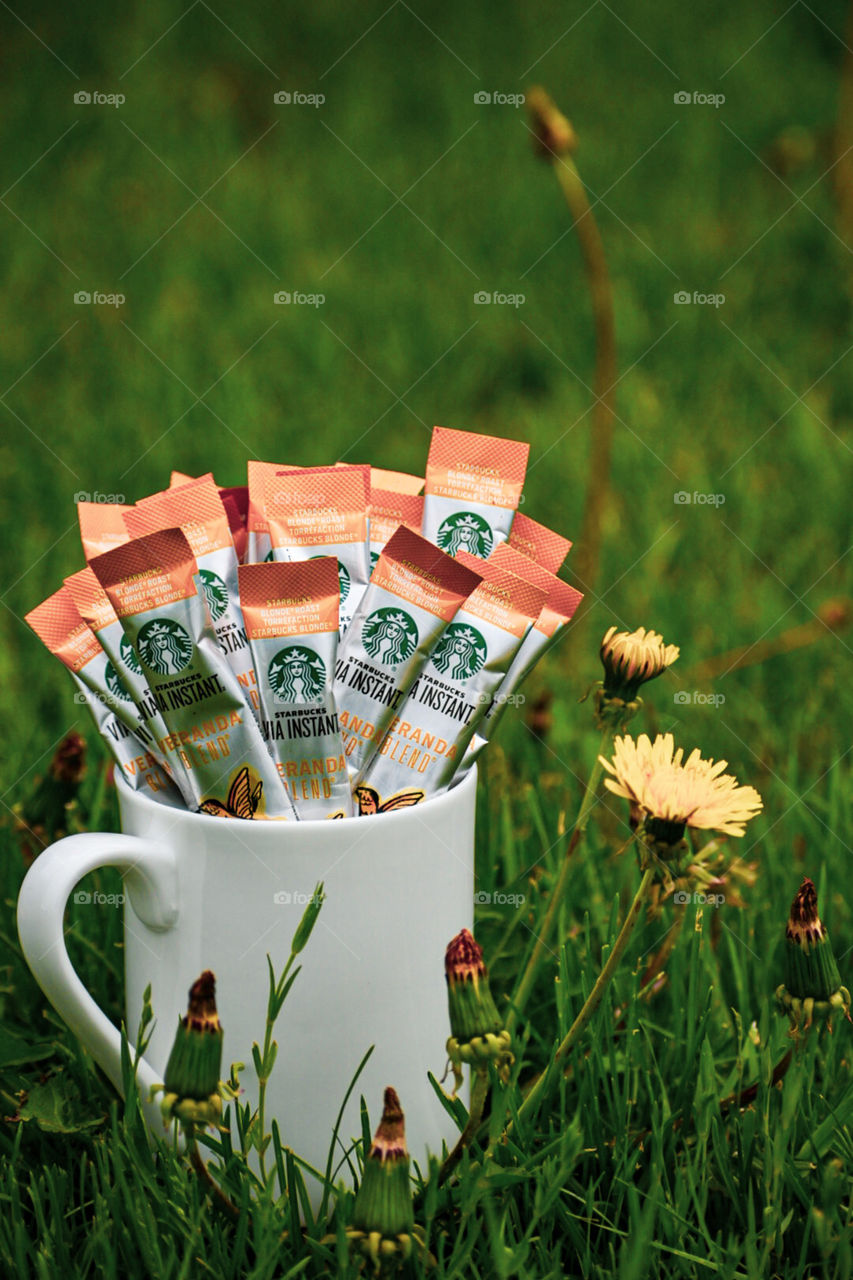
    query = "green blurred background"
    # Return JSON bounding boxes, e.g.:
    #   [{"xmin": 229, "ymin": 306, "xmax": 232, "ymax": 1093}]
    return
[{"xmin": 1, "ymin": 0, "xmax": 851, "ymax": 850}]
